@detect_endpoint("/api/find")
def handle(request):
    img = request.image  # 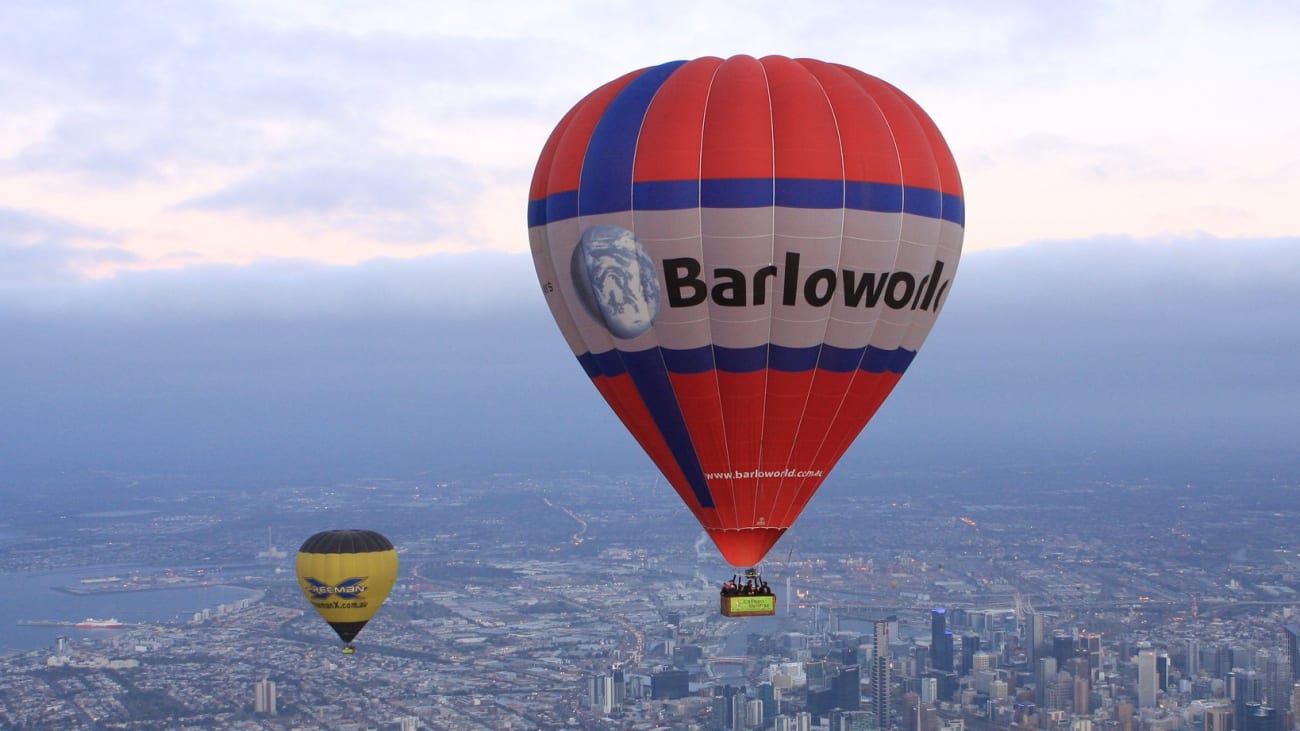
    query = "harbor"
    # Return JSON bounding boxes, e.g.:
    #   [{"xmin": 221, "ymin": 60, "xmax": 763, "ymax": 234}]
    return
[{"xmin": 16, "ymin": 618, "xmax": 134, "ymax": 629}]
